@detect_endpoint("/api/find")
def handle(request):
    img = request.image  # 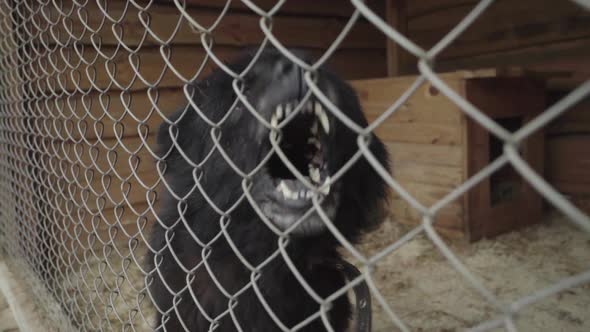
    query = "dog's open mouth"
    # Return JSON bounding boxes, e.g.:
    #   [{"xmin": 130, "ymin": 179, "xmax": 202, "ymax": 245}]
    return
[{"xmin": 266, "ymin": 100, "xmax": 331, "ymax": 209}]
